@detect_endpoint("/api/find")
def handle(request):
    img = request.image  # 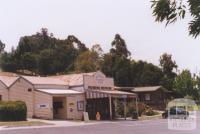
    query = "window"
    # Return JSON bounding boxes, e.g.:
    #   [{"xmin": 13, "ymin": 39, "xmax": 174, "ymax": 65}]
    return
[
  {"xmin": 0, "ymin": 95, "xmax": 2, "ymax": 101},
  {"xmin": 53, "ymin": 101, "xmax": 63, "ymax": 109},
  {"xmin": 145, "ymin": 94, "xmax": 150, "ymax": 101}
]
